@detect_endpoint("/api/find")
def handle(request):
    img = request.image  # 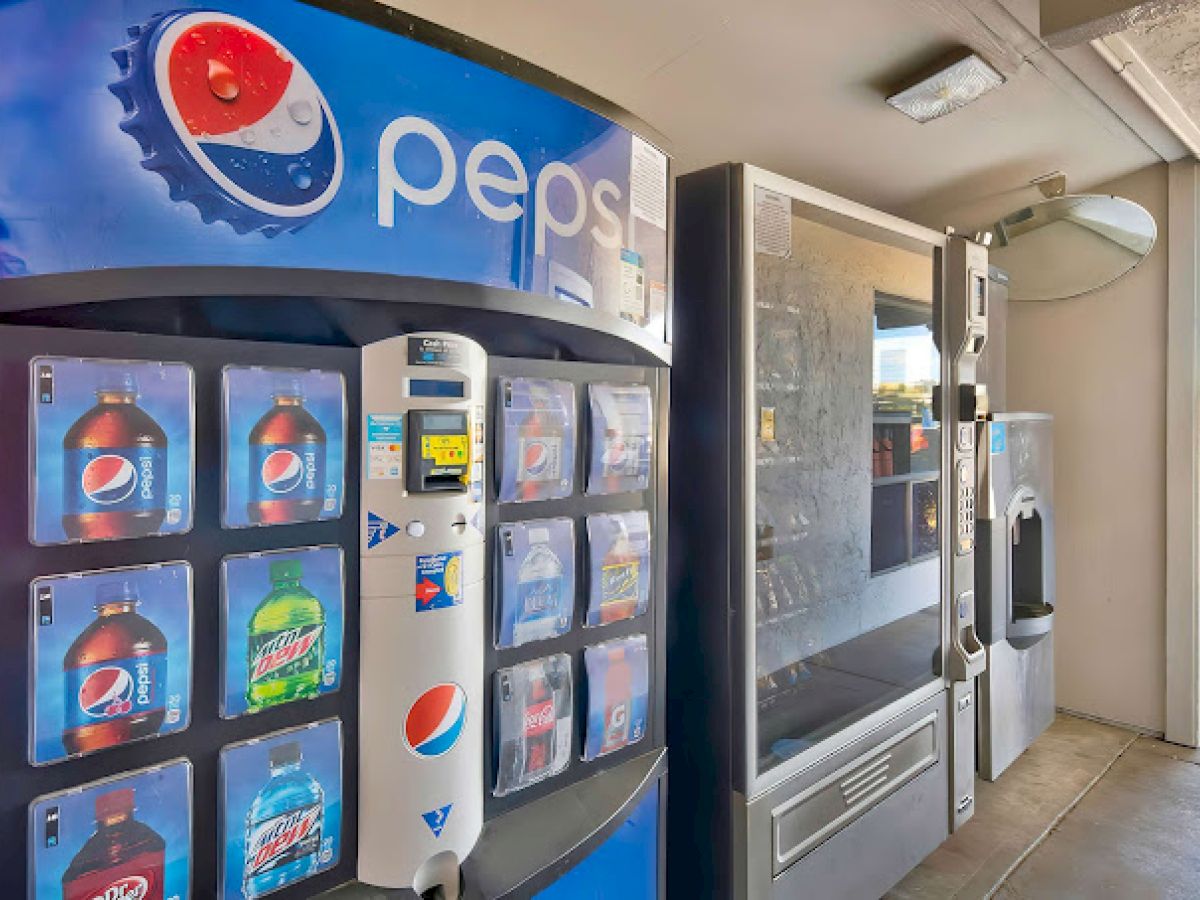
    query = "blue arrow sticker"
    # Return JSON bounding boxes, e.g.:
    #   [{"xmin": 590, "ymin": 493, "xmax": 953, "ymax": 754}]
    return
[
  {"xmin": 422, "ymin": 803, "xmax": 453, "ymax": 837},
  {"xmin": 367, "ymin": 511, "xmax": 400, "ymax": 549}
]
